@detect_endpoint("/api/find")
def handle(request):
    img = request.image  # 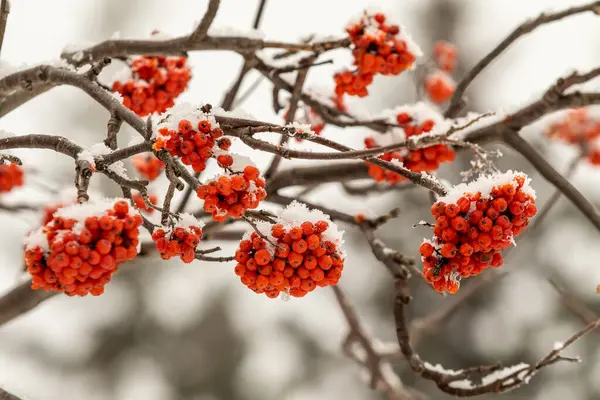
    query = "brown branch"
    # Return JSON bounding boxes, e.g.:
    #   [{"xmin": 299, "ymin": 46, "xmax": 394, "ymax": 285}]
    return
[
  {"xmin": 104, "ymin": 112, "xmax": 122, "ymax": 150},
  {"xmin": 0, "ymin": 387, "xmax": 23, "ymax": 400},
  {"xmin": 0, "ymin": 280, "xmax": 56, "ymax": 326},
  {"xmin": 0, "ymin": 0, "xmax": 9, "ymax": 56},
  {"xmin": 332, "ymin": 286, "xmax": 418, "ymax": 400},
  {"xmin": 189, "ymin": 0, "xmax": 221, "ymax": 43},
  {"xmin": 263, "ymin": 55, "xmax": 314, "ymax": 179},
  {"xmin": 502, "ymin": 130, "xmax": 600, "ymax": 233},
  {"xmin": 445, "ymin": 0, "xmax": 600, "ymax": 117},
  {"xmin": 161, "ymin": 181, "xmax": 177, "ymax": 225},
  {"xmin": 548, "ymin": 279, "xmax": 599, "ymax": 326}
]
